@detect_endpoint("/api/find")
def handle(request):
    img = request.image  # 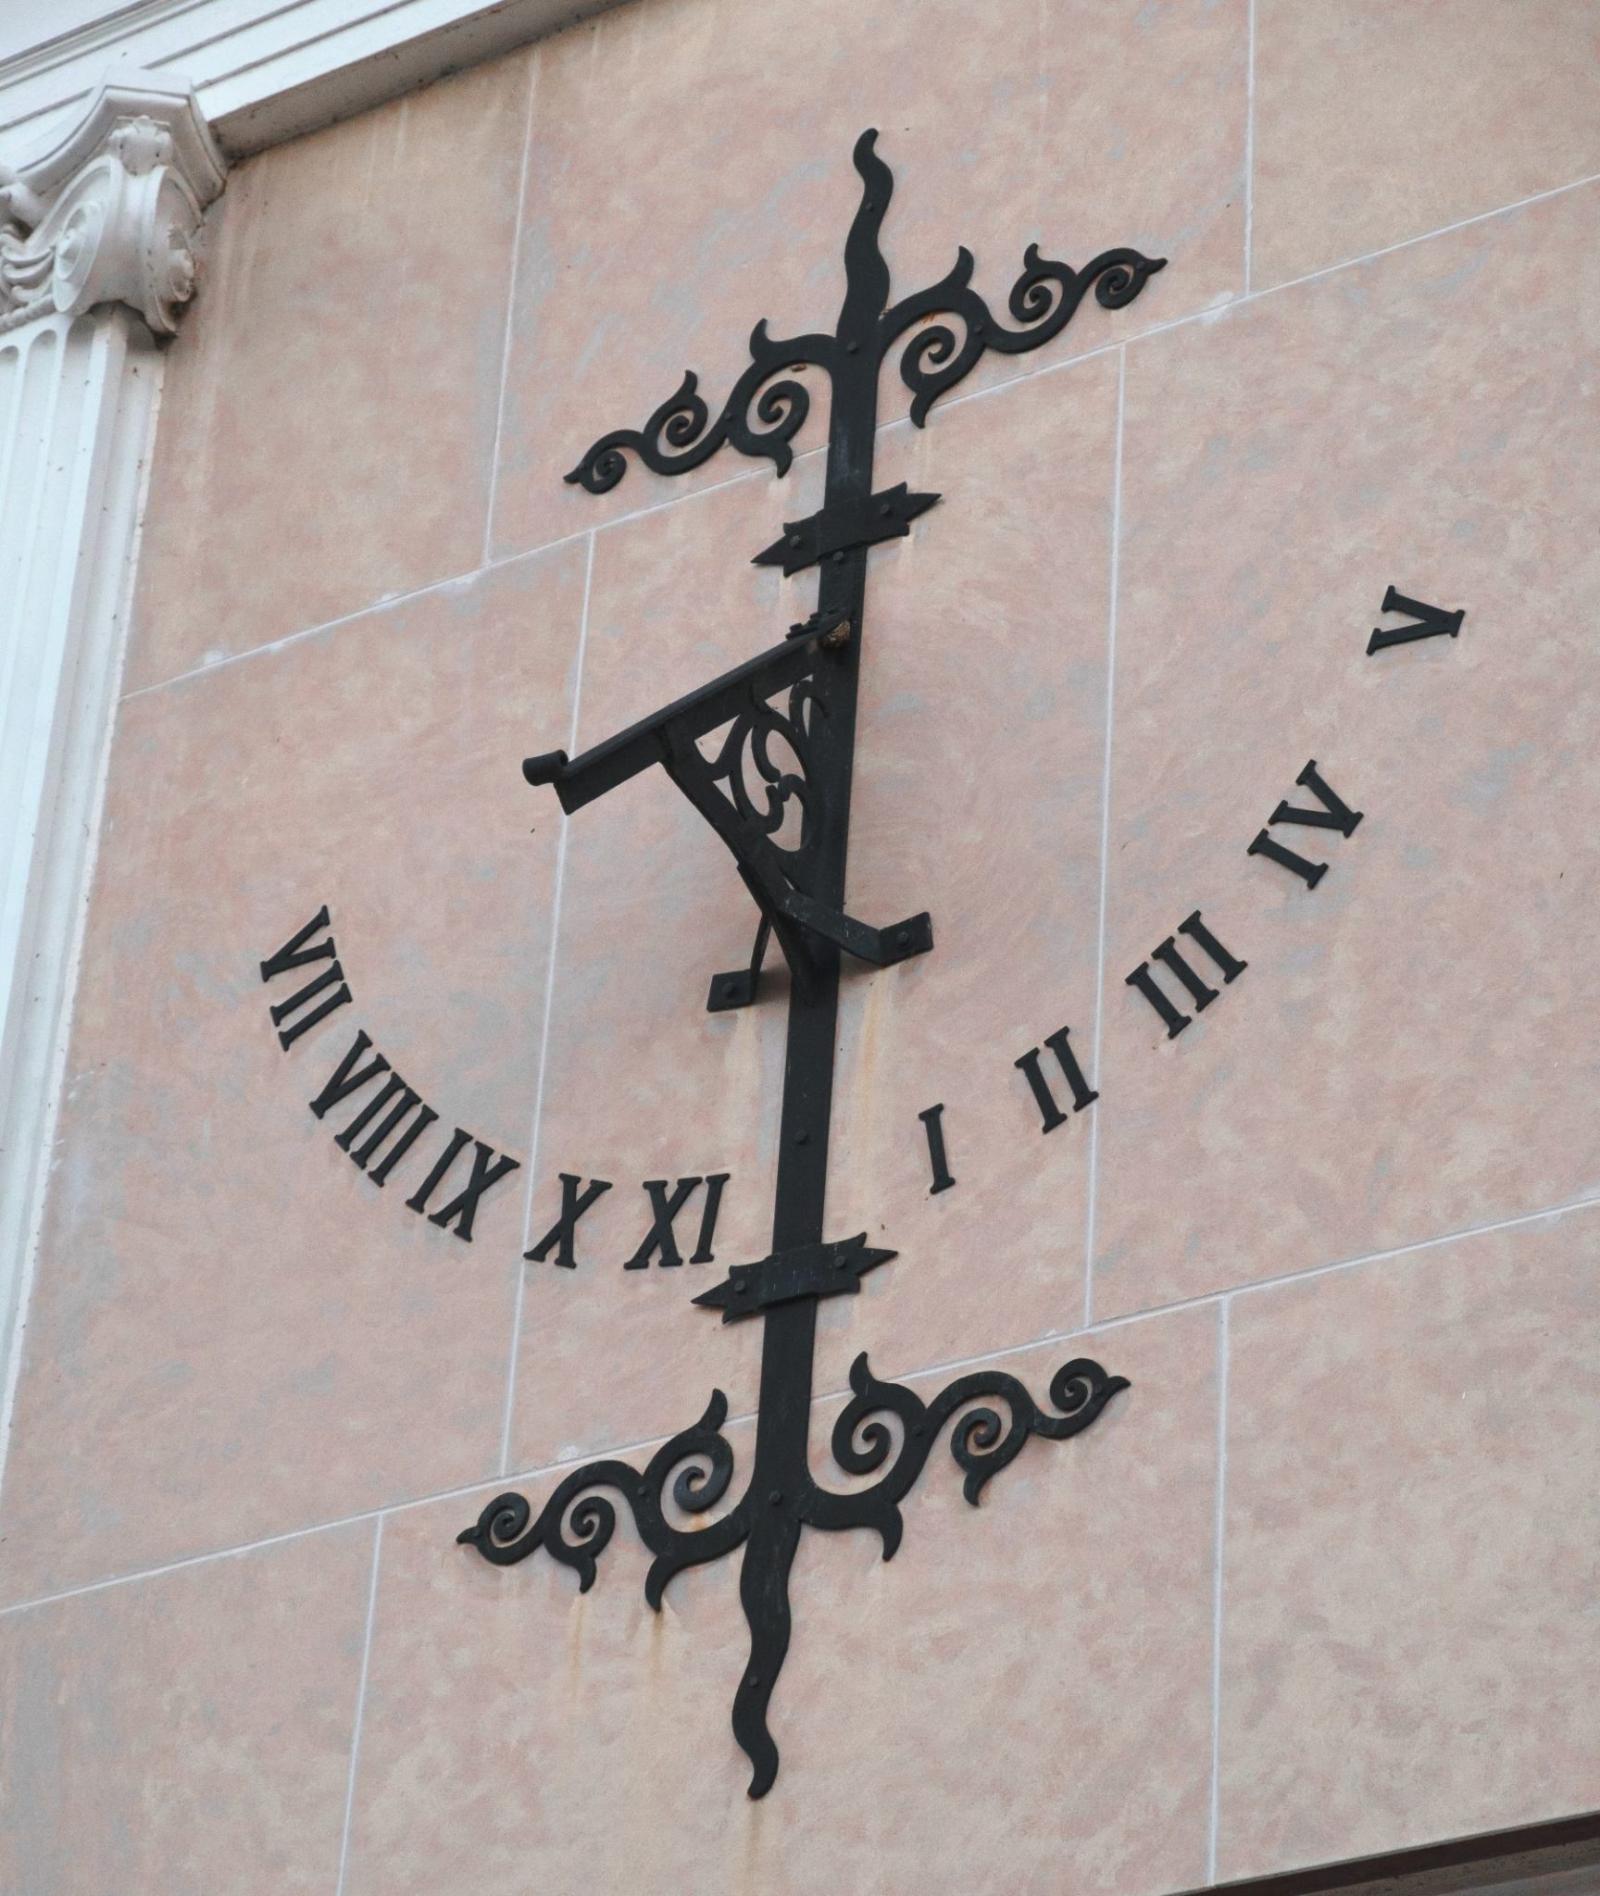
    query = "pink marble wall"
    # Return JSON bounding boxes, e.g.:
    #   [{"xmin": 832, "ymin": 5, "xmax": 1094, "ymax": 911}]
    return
[{"xmin": 5, "ymin": 0, "xmax": 1600, "ymax": 1888}]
